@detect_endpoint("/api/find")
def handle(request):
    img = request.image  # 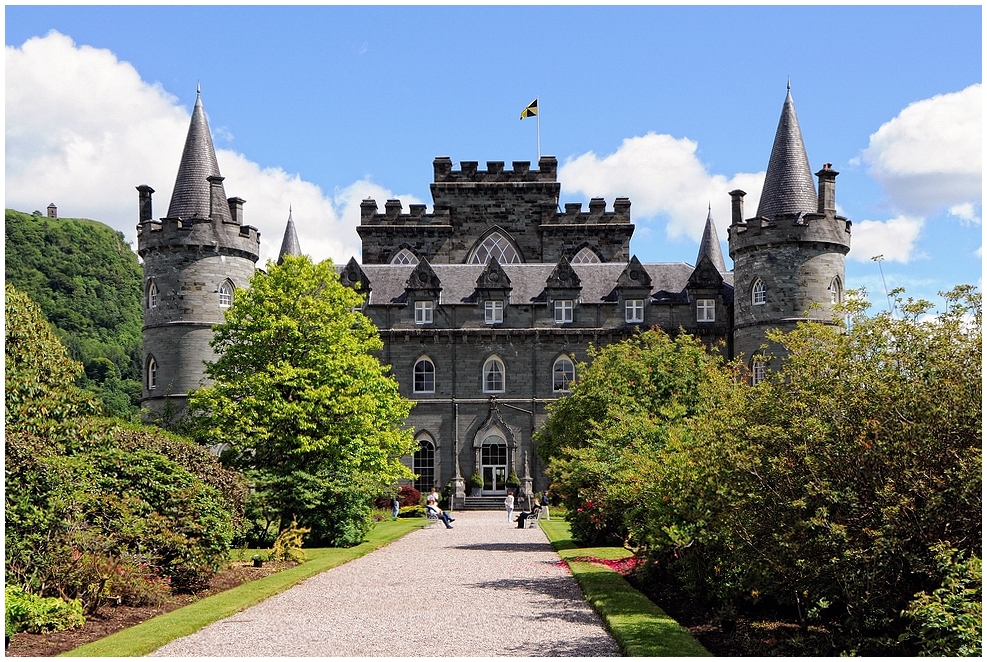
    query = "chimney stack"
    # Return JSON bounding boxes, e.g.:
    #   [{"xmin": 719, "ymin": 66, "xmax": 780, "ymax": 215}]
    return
[
  {"xmin": 729, "ymin": 189, "xmax": 746, "ymax": 225},
  {"xmin": 816, "ymin": 164, "xmax": 838, "ymax": 213},
  {"xmin": 137, "ymin": 185, "xmax": 155, "ymax": 222}
]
